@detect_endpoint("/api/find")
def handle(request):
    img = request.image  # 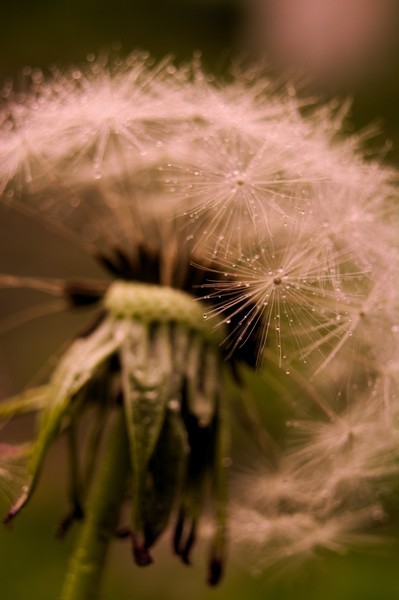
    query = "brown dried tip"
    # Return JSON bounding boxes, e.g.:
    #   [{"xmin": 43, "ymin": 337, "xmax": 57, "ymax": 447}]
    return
[
  {"xmin": 3, "ymin": 487, "xmax": 30, "ymax": 525},
  {"xmin": 173, "ymin": 513, "xmax": 197, "ymax": 565},
  {"xmin": 180, "ymin": 525, "xmax": 196, "ymax": 565},
  {"xmin": 114, "ymin": 526, "xmax": 131, "ymax": 539},
  {"xmin": 131, "ymin": 534, "xmax": 154, "ymax": 567},
  {"xmin": 55, "ymin": 504, "xmax": 85, "ymax": 539},
  {"xmin": 3, "ymin": 508, "xmax": 17, "ymax": 526},
  {"xmin": 173, "ymin": 512, "xmax": 185, "ymax": 555},
  {"xmin": 207, "ymin": 557, "xmax": 223, "ymax": 586}
]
